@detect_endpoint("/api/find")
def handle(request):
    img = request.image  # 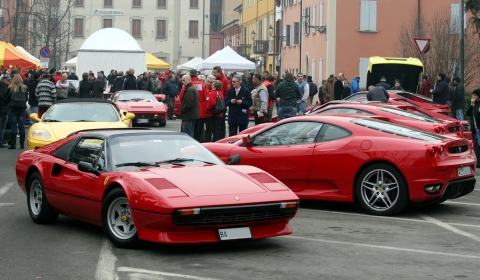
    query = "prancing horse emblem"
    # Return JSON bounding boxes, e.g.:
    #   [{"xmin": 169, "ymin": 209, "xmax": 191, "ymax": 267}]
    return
[{"xmin": 234, "ymin": 196, "xmax": 240, "ymax": 201}]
